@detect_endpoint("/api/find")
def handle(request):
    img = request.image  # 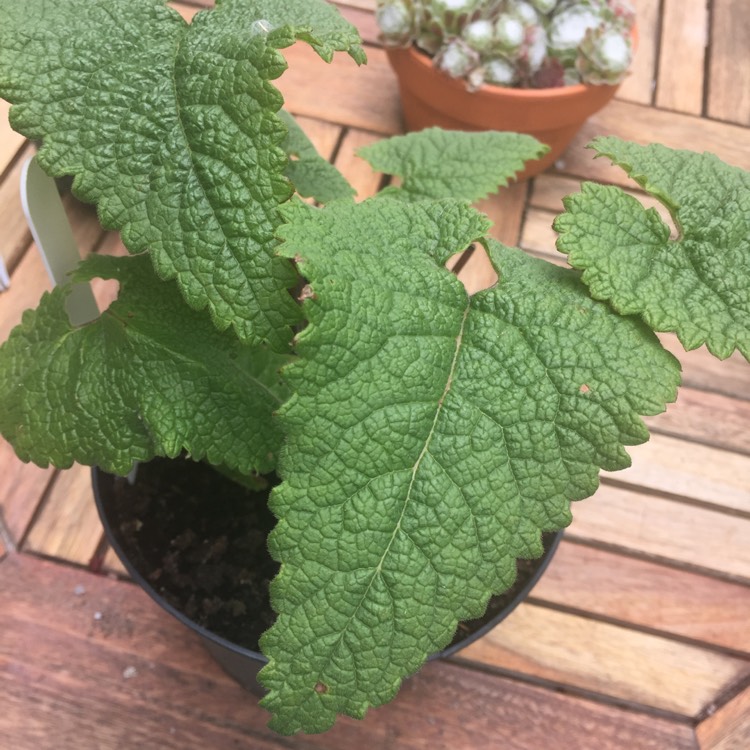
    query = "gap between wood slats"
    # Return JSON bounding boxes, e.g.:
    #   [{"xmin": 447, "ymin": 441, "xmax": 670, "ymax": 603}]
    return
[
  {"xmin": 656, "ymin": 0, "xmax": 708, "ymax": 116},
  {"xmin": 697, "ymin": 679, "xmax": 750, "ymax": 749},
  {"xmin": 707, "ymin": 0, "xmax": 750, "ymax": 125},
  {"xmin": 456, "ymin": 600, "xmax": 750, "ymax": 718},
  {"xmin": 532, "ymin": 538, "xmax": 750, "ymax": 656}
]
